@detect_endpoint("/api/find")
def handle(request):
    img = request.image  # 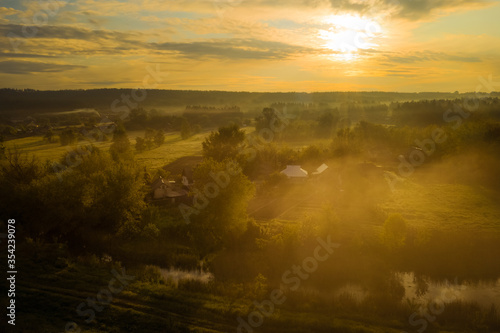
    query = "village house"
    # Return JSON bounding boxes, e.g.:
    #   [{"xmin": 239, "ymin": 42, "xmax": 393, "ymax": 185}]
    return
[
  {"xmin": 150, "ymin": 176, "xmax": 188, "ymax": 203},
  {"xmin": 280, "ymin": 165, "xmax": 308, "ymax": 181}
]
